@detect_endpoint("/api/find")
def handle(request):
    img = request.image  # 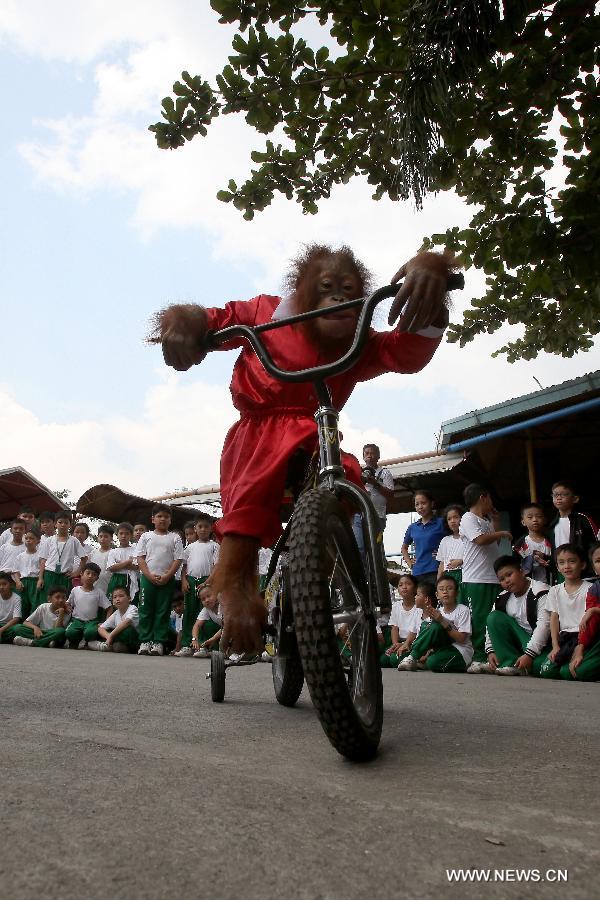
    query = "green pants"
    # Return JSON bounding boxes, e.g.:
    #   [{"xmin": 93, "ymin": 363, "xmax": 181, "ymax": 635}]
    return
[
  {"xmin": 410, "ymin": 621, "xmax": 467, "ymax": 673},
  {"xmin": 486, "ymin": 610, "xmax": 548, "ymax": 675},
  {"xmin": 380, "ymin": 650, "xmax": 411, "ymax": 668},
  {"xmin": 138, "ymin": 575, "xmax": 176, "ymax": 646},
  {"xmin": 65, "ymin": 618, "xmax": 99, "ymax": 645},
  {"xmin": 181, "ymin": 575, "xmax": 207, "ymax": 649},
  {"xmin": 11, "ymin": 624, "xmax": 67, "ymax": 647},
  {"xmin": 104, "ymin": 625, "xmax": 140, "ymax": 652},
  {"xmin": 19, "ymin": 577, "xmax": 42, "ymax": 617},
  {"xmin": 41, "ymin": 570, "xmax": 72, "ymax": 606},
  {"xmin": 0, "ymin": 624, "xmax": 21, "ymax": 643},
  {"xmin": 460, "ymin": 582, "xmax": 501, "ymax": 662},
  {"xmin": 540, "ymin": 636, "xmax": 600, "ymax": 681},
  {"xmin": 106, "ymin": 573, "xmax": 131, "ymax": 600},
  {"xmin": 198, "ymin": 619, "xmax": 221, "ymax": 644}
]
